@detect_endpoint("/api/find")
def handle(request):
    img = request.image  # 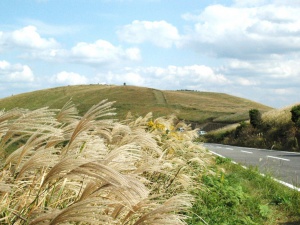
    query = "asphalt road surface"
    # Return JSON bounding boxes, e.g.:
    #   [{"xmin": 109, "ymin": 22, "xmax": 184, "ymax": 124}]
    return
[{"xmin": 203, "ymin": 143, "xmax": 300, "ymax": 188}]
